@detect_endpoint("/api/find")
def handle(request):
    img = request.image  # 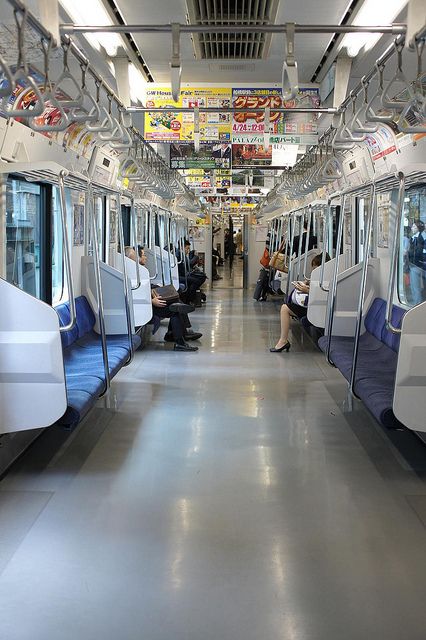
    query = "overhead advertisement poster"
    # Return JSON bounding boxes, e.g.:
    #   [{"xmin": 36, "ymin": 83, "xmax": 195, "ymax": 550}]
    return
[
  {"xmin": 231, "ymin": 87, "xmax": 320, "ymax": 167},
  {"xmin": 145, "ymin": 87, "xmax": 232, "ymax": 143},
  {"xmin": 170, "ymin": 142, "xmax": 232, "ymax": 169}
]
